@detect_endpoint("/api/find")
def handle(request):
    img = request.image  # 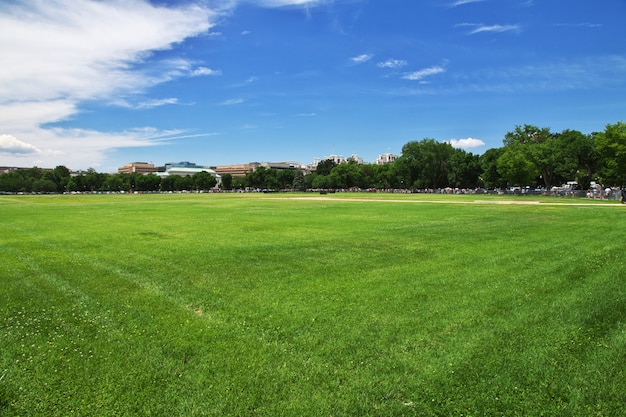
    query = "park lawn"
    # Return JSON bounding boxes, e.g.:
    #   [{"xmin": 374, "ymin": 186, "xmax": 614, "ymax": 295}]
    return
[{"xmin": 0, "ymin": 193, "xmax": 625, "ymax": 416}]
